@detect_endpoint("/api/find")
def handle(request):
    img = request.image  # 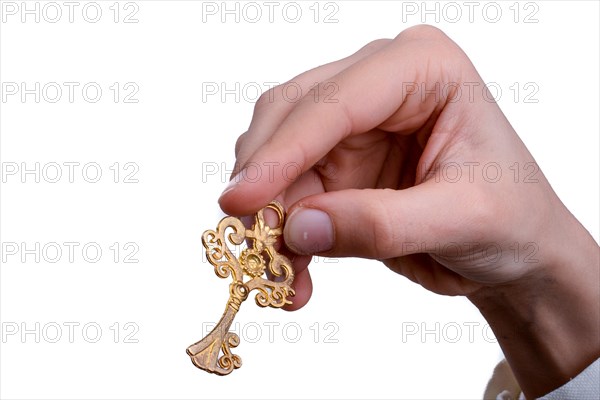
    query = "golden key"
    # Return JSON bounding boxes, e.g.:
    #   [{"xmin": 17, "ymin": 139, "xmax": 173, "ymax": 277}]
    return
[{"xmin": 186, "ymin": 201, "xmax": 295, "ymax": 375}]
